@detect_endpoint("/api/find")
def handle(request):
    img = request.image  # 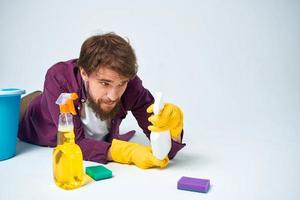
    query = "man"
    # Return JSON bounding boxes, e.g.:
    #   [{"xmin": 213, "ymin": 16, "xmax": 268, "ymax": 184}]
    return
[{"xmin": 18, "ymin": 33, "xmax": 185, "ymax": 169}]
